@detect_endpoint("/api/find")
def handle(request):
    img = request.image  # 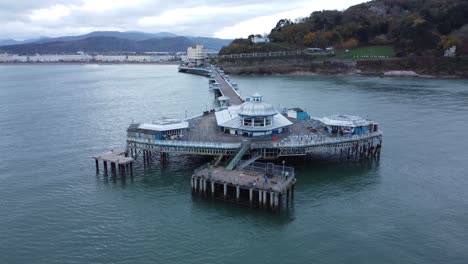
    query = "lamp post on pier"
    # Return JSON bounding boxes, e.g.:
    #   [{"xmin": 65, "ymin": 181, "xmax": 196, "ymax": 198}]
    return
[{"xmin": 282, "ymin": 160, "xmax": 285, "ymax": 177}]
